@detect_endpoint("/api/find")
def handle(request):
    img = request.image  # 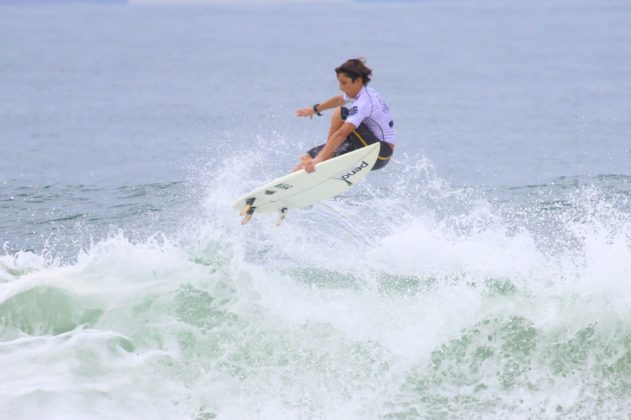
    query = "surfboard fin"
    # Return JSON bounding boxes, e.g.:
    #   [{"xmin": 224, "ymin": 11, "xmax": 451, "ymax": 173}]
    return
[
  {"xmin": 240, "ymin": 198, "xmax": 256, "ymax": 224},
  {"xmin": 240, "ymin": 198, "xmax": 256, "ymax": 216},
  {"xmin": 241, "ymin": 206, "xmax": 255, "ymax": 225},
  {"xmin": 276, "ymin": 208, "xmax": 288, "ymax": 226}
]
